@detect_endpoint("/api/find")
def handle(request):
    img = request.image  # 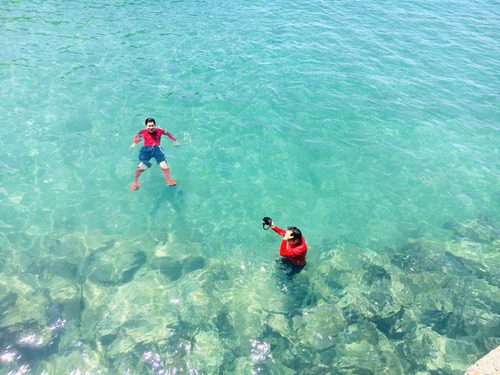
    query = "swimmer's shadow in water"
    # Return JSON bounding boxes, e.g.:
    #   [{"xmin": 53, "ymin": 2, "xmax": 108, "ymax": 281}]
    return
[{"xmin": 150, "ymin": 186, "xmax": 185, "ymax": 216}]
